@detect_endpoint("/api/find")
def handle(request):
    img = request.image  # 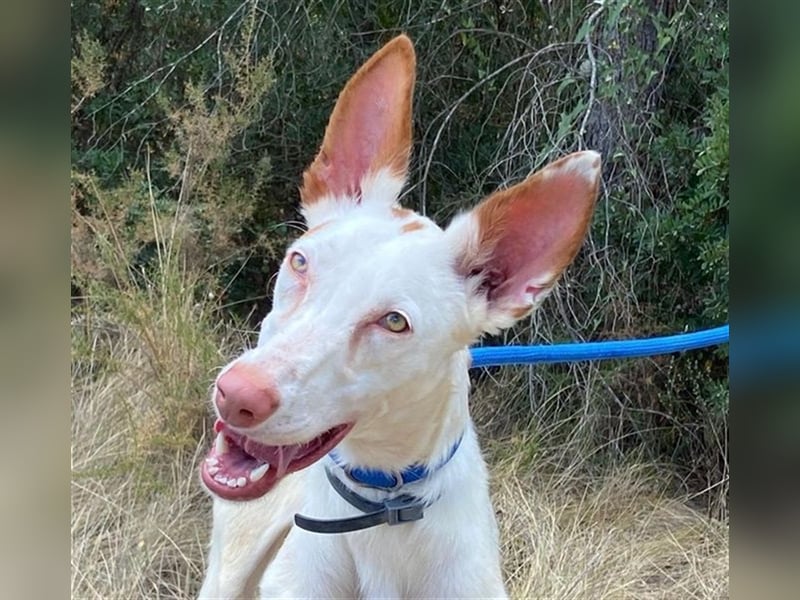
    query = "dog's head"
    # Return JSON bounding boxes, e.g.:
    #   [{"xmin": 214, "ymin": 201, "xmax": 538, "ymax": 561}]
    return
[{"xmin": 201, "ymin": 35, "xmax": 601, "ymax": 501}]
